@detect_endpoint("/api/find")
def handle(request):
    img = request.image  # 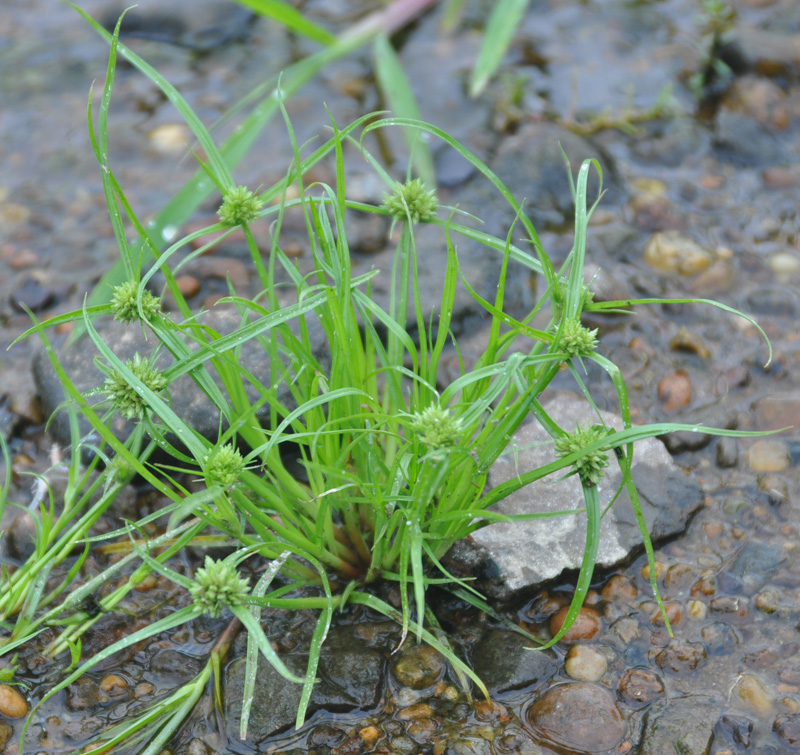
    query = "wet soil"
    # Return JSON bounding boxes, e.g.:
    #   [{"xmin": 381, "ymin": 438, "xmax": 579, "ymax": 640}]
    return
[{"xmin": 2, "ymin": 0, "xmax": 800, "ymax": 753}]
